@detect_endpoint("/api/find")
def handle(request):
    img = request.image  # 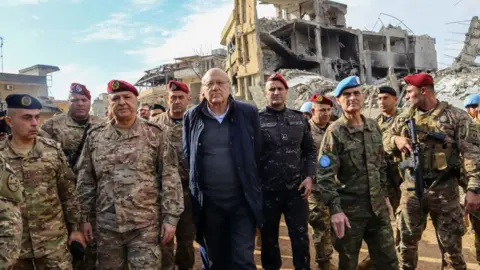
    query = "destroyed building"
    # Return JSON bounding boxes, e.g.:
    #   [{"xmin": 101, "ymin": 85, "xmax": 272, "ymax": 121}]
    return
[
  {"xmin": 134, "ymin": 49, "xmax": 226, "ymax": 105},
  {"xmin": 220, "ymin": 0, "xmax": 438, "ymax": 105},
  {"xmin": 453, "ymin": 16, "xmax": 480, "ymax": 68}
]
